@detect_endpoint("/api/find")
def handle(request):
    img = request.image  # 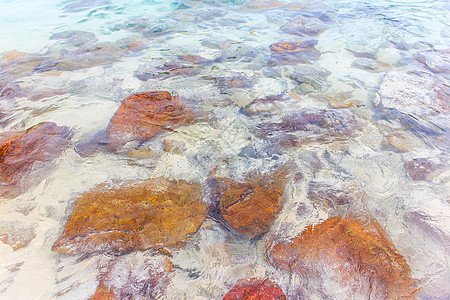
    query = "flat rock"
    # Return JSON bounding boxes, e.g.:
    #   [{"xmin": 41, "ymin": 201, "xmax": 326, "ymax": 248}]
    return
[
  {"xmin": 0, "ymin": 122, "xmax": 71, "ymax": 197},
  {"xmin": 404, "ymin": 158, "xmax": 440, "ymax": 181},
  {"xmin": 269, "ymin": 216, "xmax": 415, "ymax": 299},
  {"xmin": 52, "ymin": 177, "xmax": 208, "ymax": 255},
  {"xmin": 414, "ymin": 49, "xmax": 450, "ymax": 74},
  {"xmin": 0, "ymin": 221, "xmax": 36, "ymax": 250},
  {"xmin": 135, "ymin": 61, "xmax": 200, "ymax": 81},
  {"xmin": 223, "ymin": 278, "xmax": 286, "ymax": 300},
  {"xmin": 90, "ymin": 255, "xmax": 173, "ymax": 299},
  {"xmin": 106, "ymin": 91, "xmax": 195, "ymax": 143},
  {"xmin": 374, "ymin": 71, "xmax": 449, "ymax": 135},
  {"xmin": 209, "ymin": 166, "xmax": 289, "ymax": 238},
  {"xmin": 351, "ymin": 57, "xmax": 389, "ymax": 72},
  {"xmin": 268, "ymin": 41, "xmax": 320, "ymax": 66},
  {"xmin": 242, "ymin": 0, "xmax": 285, "ymax": 11},
  {"xmin": 257, "ymin": 108, "xmax": 361, "ymax": 145},
  {"xmin": 280, "ymin": 15, "xmax": 328, "ymax": 37},
  {"xmin": 49, "ymin": 30, "xmax": 98, "ymax": 47}
]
